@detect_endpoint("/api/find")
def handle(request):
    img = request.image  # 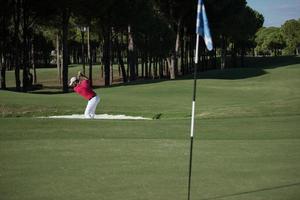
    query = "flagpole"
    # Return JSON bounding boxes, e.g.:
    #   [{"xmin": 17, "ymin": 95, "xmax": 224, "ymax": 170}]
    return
[
  {"xmin": 188, "ymin": 33, "xmax": 200, "ymax": 200},
  {"xmin": 188, "ymin": 0, "xmax": 213, "ymax": 198}
]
